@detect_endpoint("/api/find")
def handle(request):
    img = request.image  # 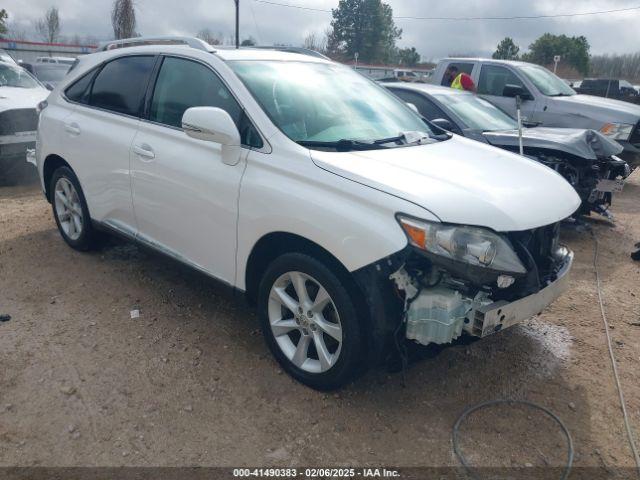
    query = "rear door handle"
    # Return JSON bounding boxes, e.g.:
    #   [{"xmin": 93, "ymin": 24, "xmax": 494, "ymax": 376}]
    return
[
  {"xmin": 64, "ymin": 122, "xmax": 80, "ymax": 135},
  {"xmin": 133, "ymin": 144, "xmax": 155, "ymax": 160}
]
